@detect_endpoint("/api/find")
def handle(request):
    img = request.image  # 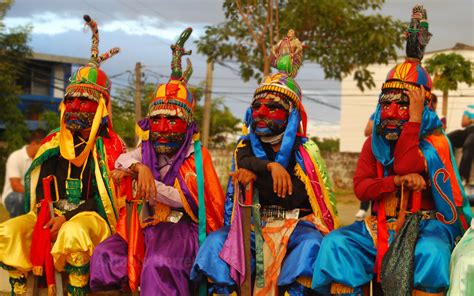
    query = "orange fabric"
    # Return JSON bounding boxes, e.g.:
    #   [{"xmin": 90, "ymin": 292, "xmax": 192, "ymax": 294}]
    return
[
  {"xmin": 127, "ymin": 202, "xmax": 144, "ymax": 292},
  {"xmin": 425, "ymin": 134, "xmax": 463, "ymax": 207},
  {"xmin": 255, "ymin": 219, "xmax": 298, "ymax": 296},
  {"xmin": 179, "ymin": 147, "xmax": 225, "ymax": 232},
  {"xmin": 115, "ymin": 176, "xmax": 144, "ymax": 292}
]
